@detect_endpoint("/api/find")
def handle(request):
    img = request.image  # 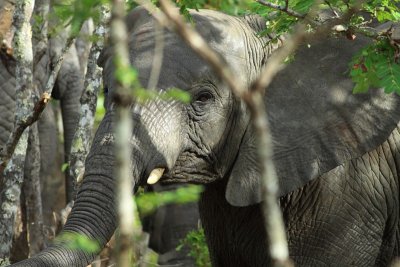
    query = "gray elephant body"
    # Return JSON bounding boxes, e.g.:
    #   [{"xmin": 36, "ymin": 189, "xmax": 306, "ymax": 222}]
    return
[{"xmin": 14, "ymin": 7, "xmax": 400, "ymax": 267}]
